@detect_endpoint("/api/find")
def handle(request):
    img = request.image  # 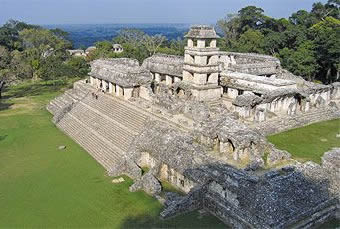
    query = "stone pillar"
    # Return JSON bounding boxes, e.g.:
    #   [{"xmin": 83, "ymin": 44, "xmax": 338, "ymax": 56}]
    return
[
  {"xmin": 102, "ymin": 81, "xmax": 108, "ymax": 92},
  {"xmin": 116, "ymin": 85, "xmax": 123, "ymax": 96},
  {"xmin": 197, "ymin": 39, "xmax": 205, "ymax": 48},
  {"xmin": 228, "ymin": 88, "xmax": 239, "ymax": 99},
  {"xmin": 207, "ymin": 73, "xmax": 218, "ymax": 84},
  {"xmin": 183, "ymin": 70, "xmax": 193, "ymax": 82},
  {"xmin": 210, "ymin": 40, "xmax": 217, "ymax": 48},
  {"xmin": 184, "ymin": 54, "xmax": 194, "ymax": 64},
  {"xmin": 230, "ymin": 55, "xmax": 236, "ymax": 65},
  {"xmin": 174, "ymin": 76, "xmax": 181, "ymax": 83},
  {"xmin": 195, "ymin": 56, "xmax": 207, "ymax": 65},
  {"xmin": 165, "ymin": 75, "xmax": 173, "ymax": 86},
  {"xmin": 187, "ymin": 39, "xmax": 194, "ymax": 48},
  {"xmin": 155, "ymin": 73, "xmax": 161, "ymax": 83},
  {"xmin": 193, "ymin": 73, "xmax": 207, "ymax": 85},
  {"xmin": 124, "ymin": 88, "xmax": 133, "ymax": 100},
  {"xmin": 90, "ymin": 76, "xmax": 94, "ymax": 85},
  {"xmin": 109, "ymin": 82, "xmax": 113, "ymax": 93}
]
